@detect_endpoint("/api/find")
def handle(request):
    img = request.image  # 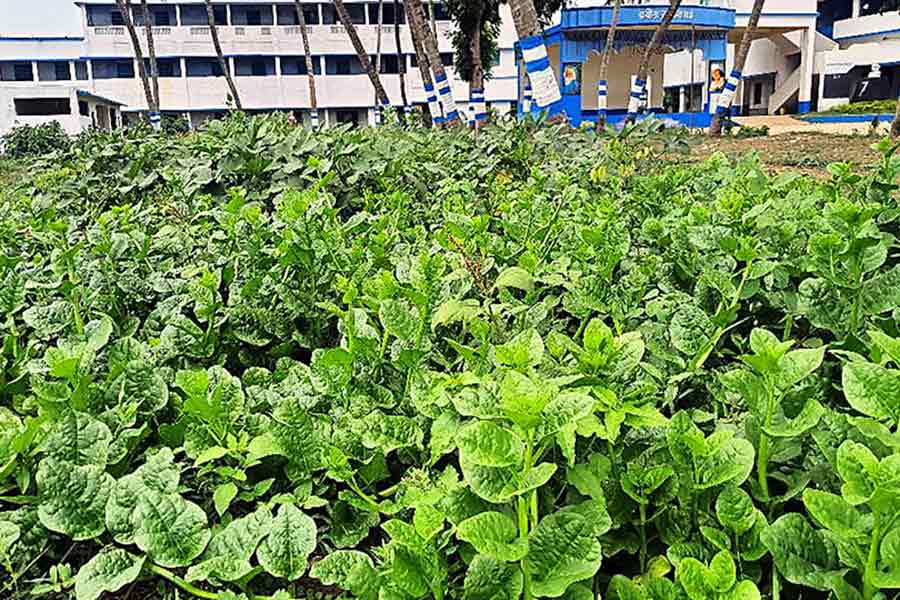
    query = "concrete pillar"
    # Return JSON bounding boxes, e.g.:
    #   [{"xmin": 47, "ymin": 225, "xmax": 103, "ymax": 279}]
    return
[
  {"xmin": 275, "ymin": 56, "xmax": 282, "ymax": 76},
  {"xmin": 226, "ymin": 4, "xmax": 232, "ymax": 25},
  {"xmin": 31, "ymin": 61, "xmax": 38, "ymax": 82},
  {"xmin": 68, "ymin": 60, "xmax": 75, "ymax": 81},
  {"xmin": 180, "ymin": 58, "xmax": 187, "ymax": 78},
  {"xmin": 175, "ymin": 5, "xmax": 181, "ymax": 26},
  {"xmin": 852, "ymin": 0, "xmax": 860, "ymax": 18},
  {"xmin": 798, "ymin": 25, "xmax": 815, "ymax": 113},
  {"xmin": 679, "ymin": 86, "xmax": 687, "ymax": 112}
]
